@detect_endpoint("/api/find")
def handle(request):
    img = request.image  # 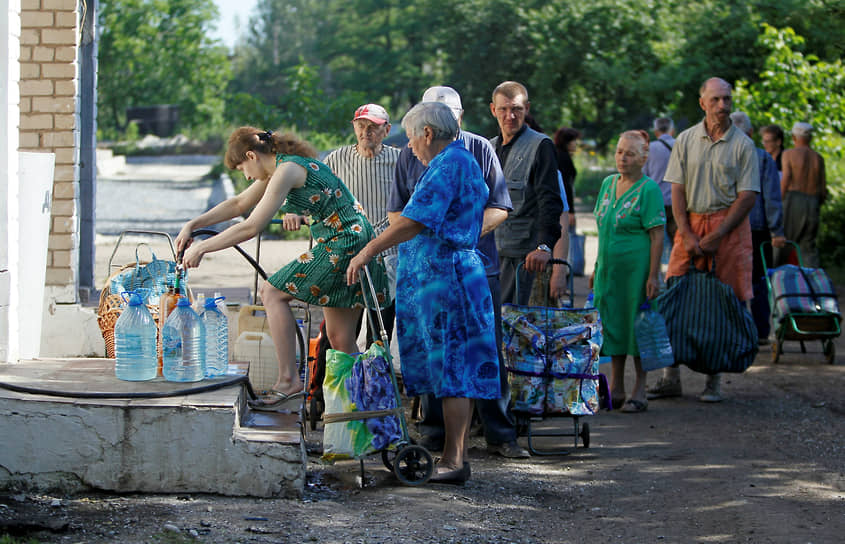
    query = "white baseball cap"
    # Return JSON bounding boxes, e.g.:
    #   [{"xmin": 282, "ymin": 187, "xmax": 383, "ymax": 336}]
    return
[{"xmin": 421, "ymin": 86, "xmax": 463, "ymax": 120}]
